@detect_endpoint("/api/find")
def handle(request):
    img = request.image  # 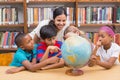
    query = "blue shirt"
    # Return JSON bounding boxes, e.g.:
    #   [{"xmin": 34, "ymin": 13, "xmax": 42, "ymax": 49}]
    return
[{"xmin": 10, "ymin": 44, "xmax": 37, "ymax": 67}]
